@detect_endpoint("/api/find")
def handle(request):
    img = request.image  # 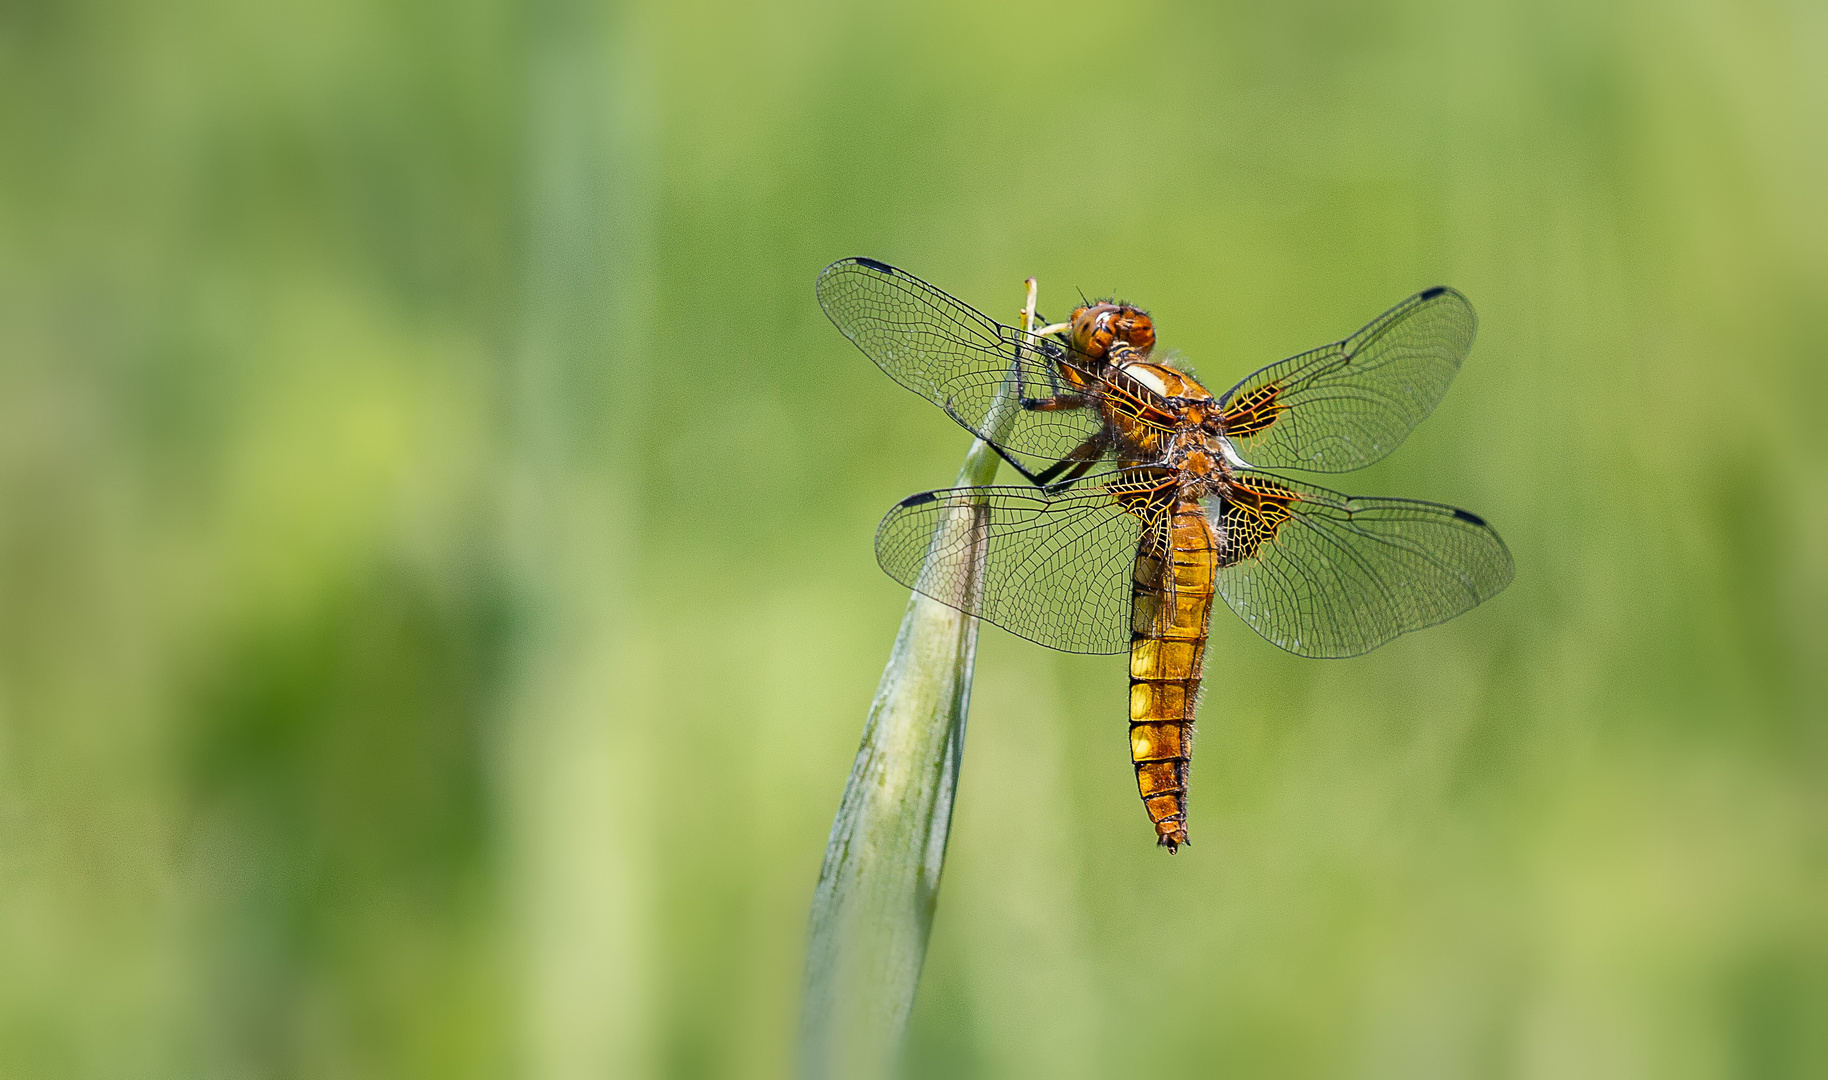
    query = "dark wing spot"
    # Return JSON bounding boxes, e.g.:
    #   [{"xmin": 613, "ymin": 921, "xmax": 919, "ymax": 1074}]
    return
[
  {"xmin": 1419, "ymin": 286, "xmax": 1448, "ymax": 300},
  {"xmin": 1452, "ymin": 508, "xmax": 1487, "ymax": 526},
  {"xmin": 1220, "ymin": 382, "xmax": 1284, "ymax": 438},
  {"xmin": 897, "ymin": 491, "xmax": 939, "ymax": 507},
  {"xmin": 1215, "ymin": 476, "xmax": 1300, "ymax": 565},
  {"xmin": 855, "ymin": 257, "xmax": 895, "ymax": 274}
]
